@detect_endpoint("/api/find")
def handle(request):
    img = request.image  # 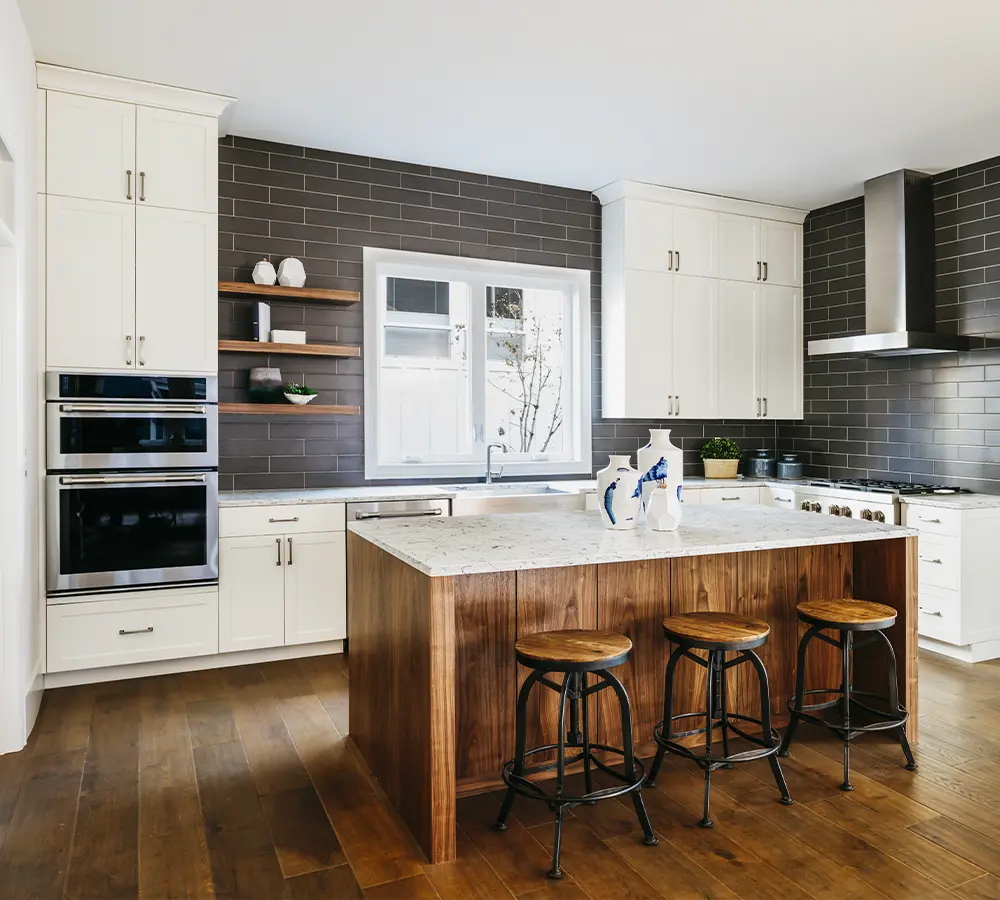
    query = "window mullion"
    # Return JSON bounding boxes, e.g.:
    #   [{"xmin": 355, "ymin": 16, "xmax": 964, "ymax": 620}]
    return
[{"xmin": 469, "ymin": 274, "xmax": 488, "ymax": 455}]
